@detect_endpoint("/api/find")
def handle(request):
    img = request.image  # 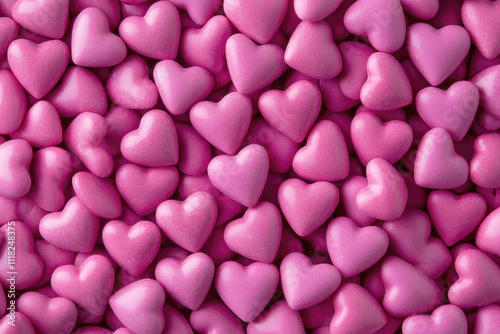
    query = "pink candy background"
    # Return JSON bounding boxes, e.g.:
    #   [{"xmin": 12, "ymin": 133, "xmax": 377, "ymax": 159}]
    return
[{"xmin": 0, "ymin": 0, "xmax": 500, "ymax": 333}]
